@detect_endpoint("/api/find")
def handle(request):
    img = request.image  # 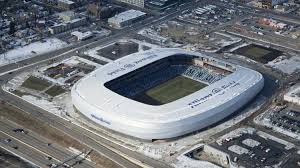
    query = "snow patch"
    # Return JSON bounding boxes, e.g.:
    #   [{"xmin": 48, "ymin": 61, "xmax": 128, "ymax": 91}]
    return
[
  {"xmin": 0, "ymin": 38, "xmax": 68, "ymax": 66},
  {"xmin": 267, "ymin": 56, "xmax": 300, "ymax": 74}
]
